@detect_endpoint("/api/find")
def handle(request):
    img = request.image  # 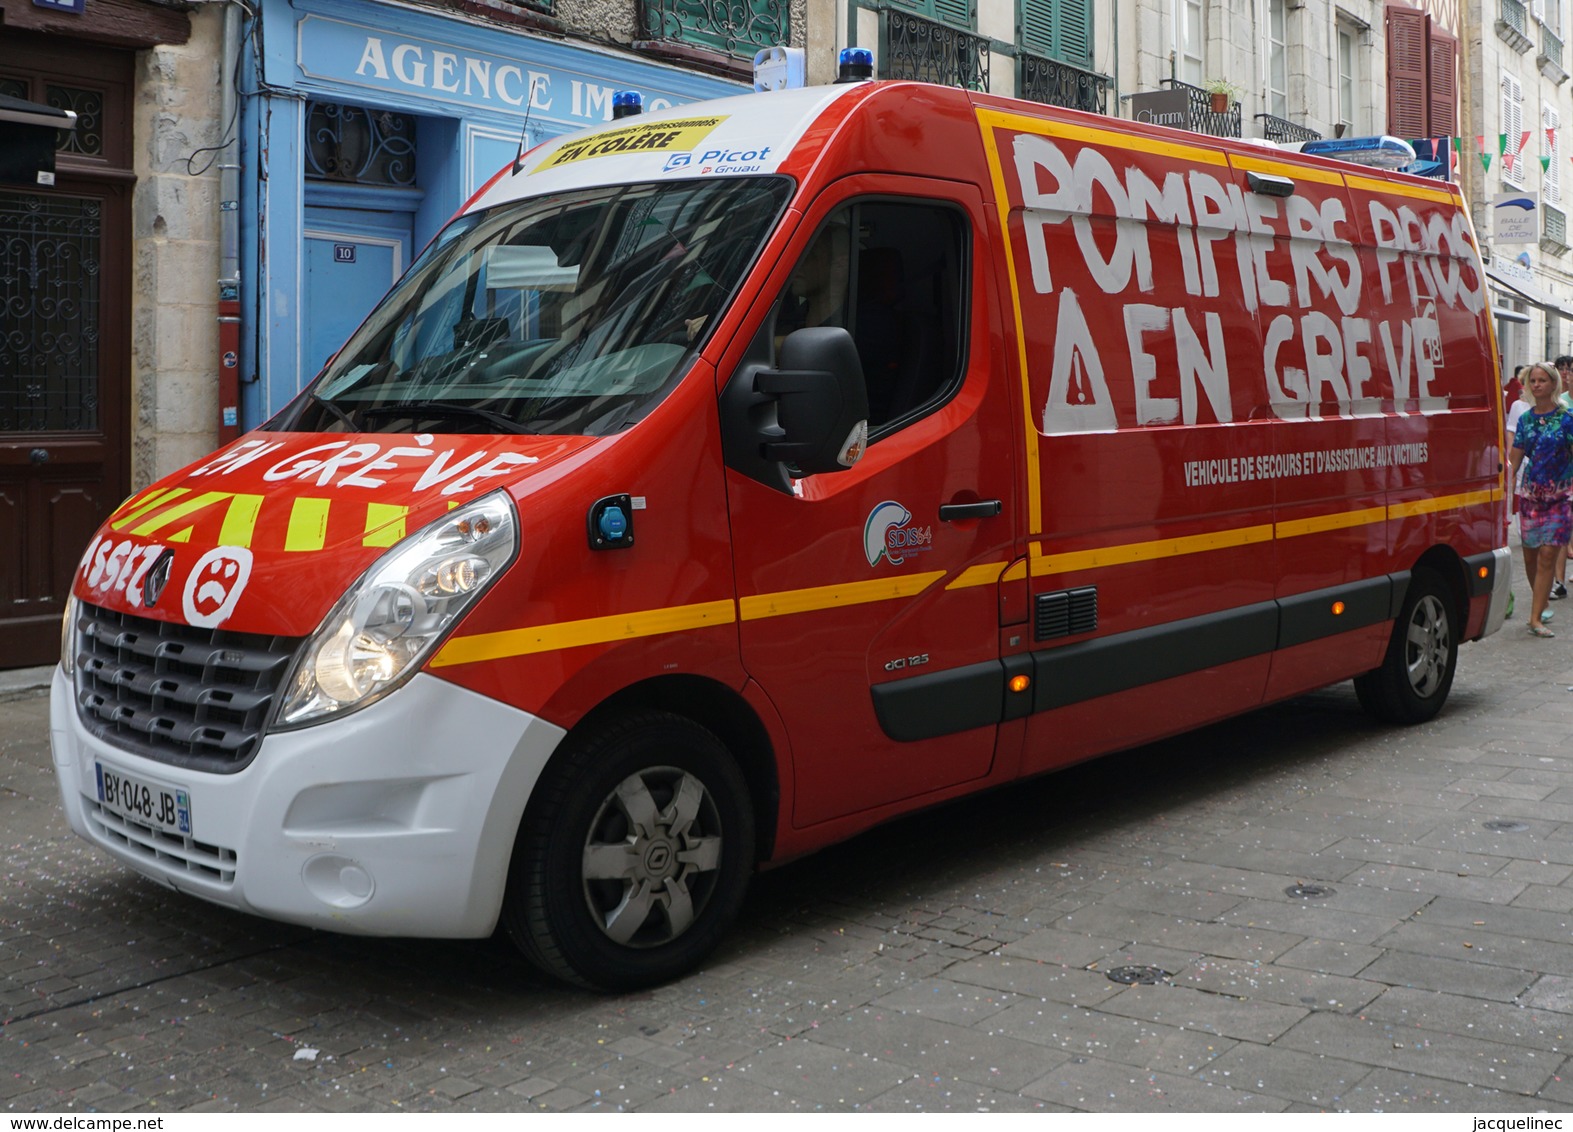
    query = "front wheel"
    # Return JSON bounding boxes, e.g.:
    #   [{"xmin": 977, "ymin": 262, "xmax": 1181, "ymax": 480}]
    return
[
  {"xmin": 502, "ymin": 712, "xmax": 755, "ymax": 991},
  {"xmin": 1354, "ymin": 568, "xmax": 1458, "ymax": 725}
]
